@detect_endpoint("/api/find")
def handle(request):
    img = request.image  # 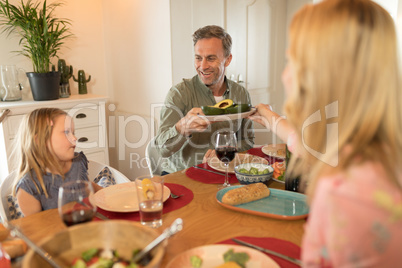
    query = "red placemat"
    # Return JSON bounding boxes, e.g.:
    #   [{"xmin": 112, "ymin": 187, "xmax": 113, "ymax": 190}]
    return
[
  {"xmin": 248, "ymin": 146, "xmax": 284, "ymax": 164},
  {"xmin": 217, "ymin": 236, "xmax": 301, "ymax": 268},
  {"xmin": 93, "ymin": 183, "xmax": 193, "ymax": 221},
  {"xmin": 185, "ymin": 163, "xmax": 238, "ymax": 184}
]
